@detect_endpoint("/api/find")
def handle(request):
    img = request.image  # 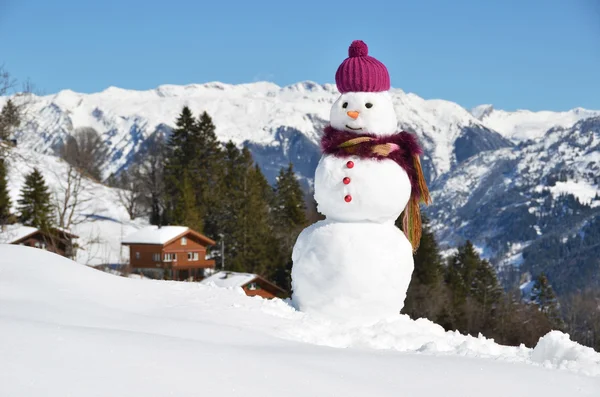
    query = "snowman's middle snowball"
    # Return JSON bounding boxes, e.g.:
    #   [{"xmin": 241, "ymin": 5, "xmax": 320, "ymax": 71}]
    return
[{"xmin": 314, "ymin": 154, "xmax": 411, "ymax": 223}]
